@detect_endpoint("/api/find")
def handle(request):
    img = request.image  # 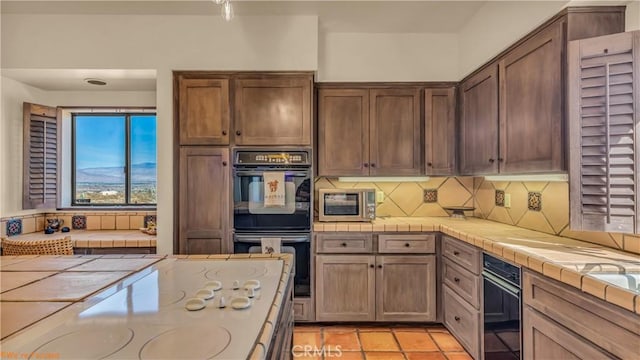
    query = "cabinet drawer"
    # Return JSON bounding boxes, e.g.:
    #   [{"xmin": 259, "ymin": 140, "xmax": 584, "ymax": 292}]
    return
[
  {"xmin": 442, "ymin": 236, "xmax": 481, "ymax": 274},
  {"xmin": 524, "ymin": 270, "xmax": 640, "ymax": 359},
  {"xmin": 443, "ymin": 285, "xmax": 480, "ymax": 359},
  {"xmin": 378, "ymin": 234, "xmax": 436, "ymax": 254},
  {"xmin": 316, "ymin": 233, "xmax": 373, "ymax": 254},
  {"xmin": 443, "ymin": 258, "xmax": 480, "ymax": 309}
]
